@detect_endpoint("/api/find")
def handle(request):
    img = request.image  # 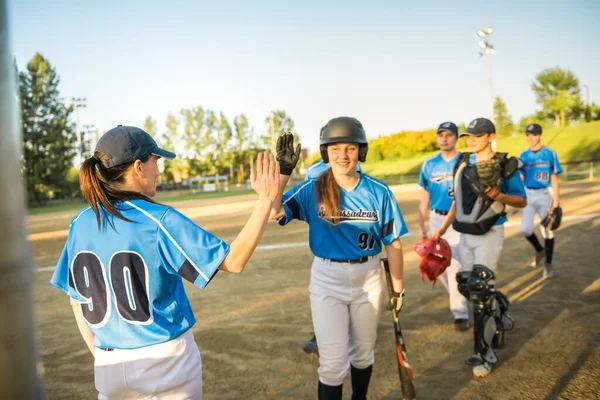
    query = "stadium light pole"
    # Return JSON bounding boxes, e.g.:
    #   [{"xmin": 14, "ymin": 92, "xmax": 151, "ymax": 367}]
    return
[
  {"xmin": 475, "ymin": 26, "xmax": 495, "ymax": 120},
  {"xmin": 65, "ymin": 97, "xmax": 87, "ymax": 166},
  {"xmin": 0, "ymin": 1, "xmax": 45, "ymax": 398}
]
